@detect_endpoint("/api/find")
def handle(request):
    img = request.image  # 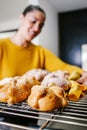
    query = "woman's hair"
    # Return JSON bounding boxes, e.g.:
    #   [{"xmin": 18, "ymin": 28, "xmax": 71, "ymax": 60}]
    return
[{"xmin": 22, "ymin": 4, "xmax": 46, "ymax": 17}]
